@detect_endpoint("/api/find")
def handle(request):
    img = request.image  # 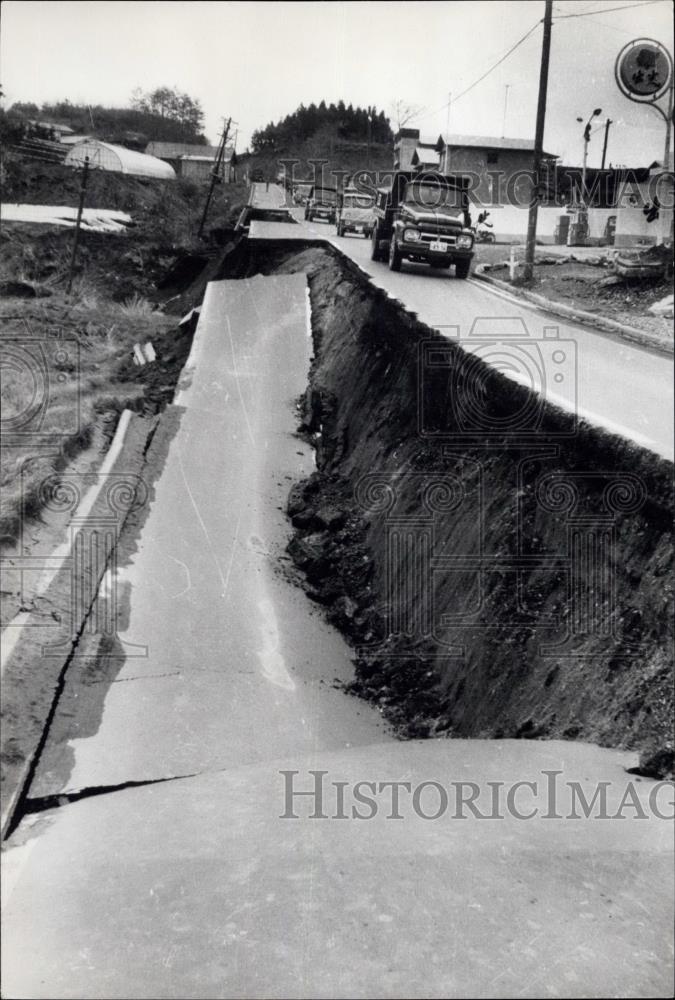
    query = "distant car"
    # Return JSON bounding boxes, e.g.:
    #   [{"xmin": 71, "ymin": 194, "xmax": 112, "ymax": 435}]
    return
[
  {"xmin": 336, "ymin": 188, "xmax": 375, "ymax": 238},
  {"xmin": 293, "ymin": 183, "xmax": 313, "ymax": 206},
  {"xmin": 250, "ymin": 168, "xmax": 264, "ymax": 183},
  {"xmin": 304, "ymin": 186, "xmax": 337, "ymax": 224}
]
